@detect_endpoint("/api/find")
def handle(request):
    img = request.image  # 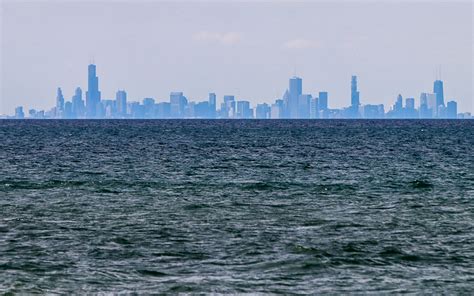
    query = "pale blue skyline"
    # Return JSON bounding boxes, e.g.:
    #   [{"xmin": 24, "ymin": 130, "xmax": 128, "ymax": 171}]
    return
[{"xmin": 1, "ymin": 0, "xmax": 472, "ymax": 114}]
